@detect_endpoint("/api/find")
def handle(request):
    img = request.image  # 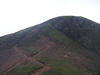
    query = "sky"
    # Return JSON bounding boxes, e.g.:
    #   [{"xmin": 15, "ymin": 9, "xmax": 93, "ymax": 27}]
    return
[{"xmin": 0, "ymin": 0, "xmax": 100, "ymax": 36}]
